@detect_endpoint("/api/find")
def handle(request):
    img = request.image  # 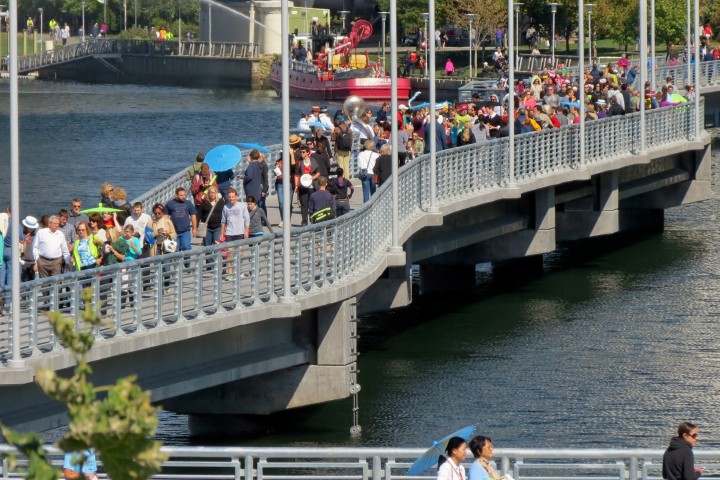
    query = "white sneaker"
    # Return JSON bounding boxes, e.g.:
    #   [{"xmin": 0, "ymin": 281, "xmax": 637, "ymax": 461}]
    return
[{"xmin": 278, "ymin": 222, "xmax": 283, "ymax": 228}]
